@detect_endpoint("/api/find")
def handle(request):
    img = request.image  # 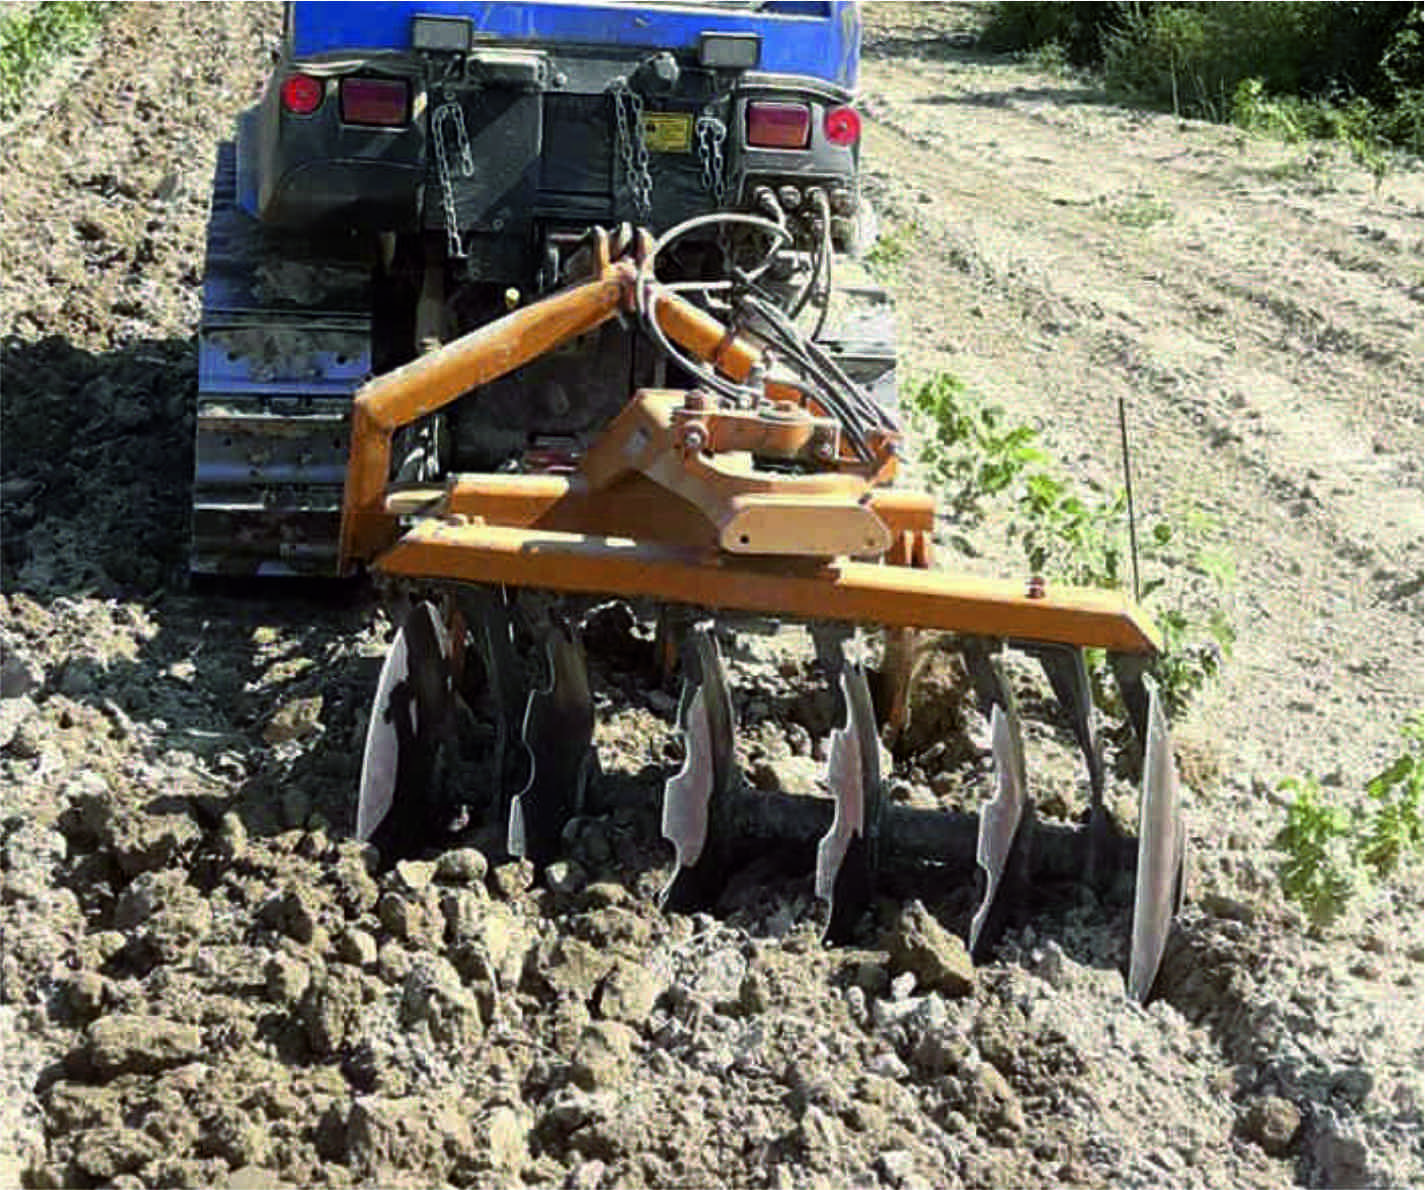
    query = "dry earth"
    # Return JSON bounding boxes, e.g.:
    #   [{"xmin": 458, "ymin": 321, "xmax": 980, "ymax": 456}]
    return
[{"xmin": 1, "ymin": 4, "xmax": 1421, "ymax": 1189}]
